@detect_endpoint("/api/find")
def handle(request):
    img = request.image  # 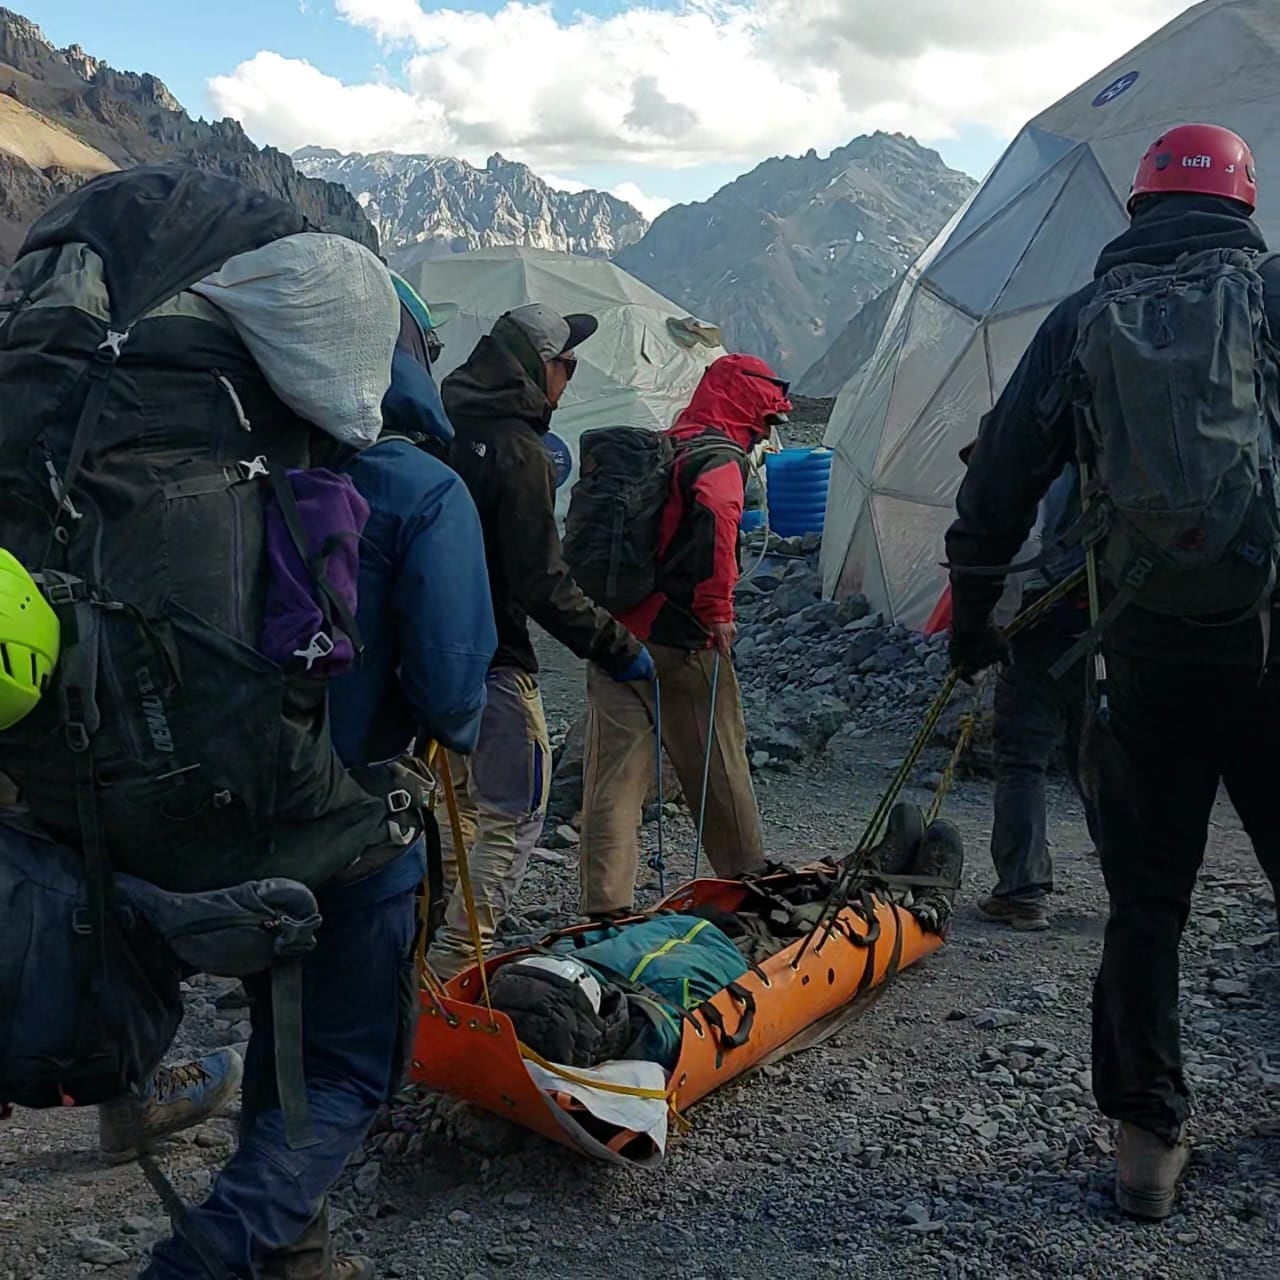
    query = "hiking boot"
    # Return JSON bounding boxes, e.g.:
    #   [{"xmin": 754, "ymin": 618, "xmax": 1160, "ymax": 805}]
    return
[
  {"xmin": 259, "ymin": 1207, "xmax": 375, "ymax": 1280},
  {"xmin": 868, "ymin": 801, "xmax": 926, "ymax": 877},
  {"xmin": 908, "ymin": 819, "xmax": 965, "ymax": 931},
  {"xmin": 977, "ymin": 895, "xmax": 1049, "ymax": 932},
  {"xmin": 98, "ymin": 1049, "xmax": 243, "ymax": 1164},
  {"xmin": 1115, "ymin": 1121, "xmax": 1190, "ymax": 1220}
]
